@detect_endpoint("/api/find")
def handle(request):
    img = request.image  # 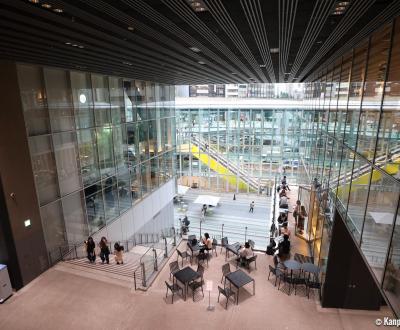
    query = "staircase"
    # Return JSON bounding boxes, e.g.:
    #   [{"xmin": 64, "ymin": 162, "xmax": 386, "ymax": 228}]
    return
[
  {"xmin": 50, "ymin": 228, "xmax": 180, "ymax": 291},
  {"xmin": 190, "ymin": 135, "xmax": 261, "ymax": 192}
]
